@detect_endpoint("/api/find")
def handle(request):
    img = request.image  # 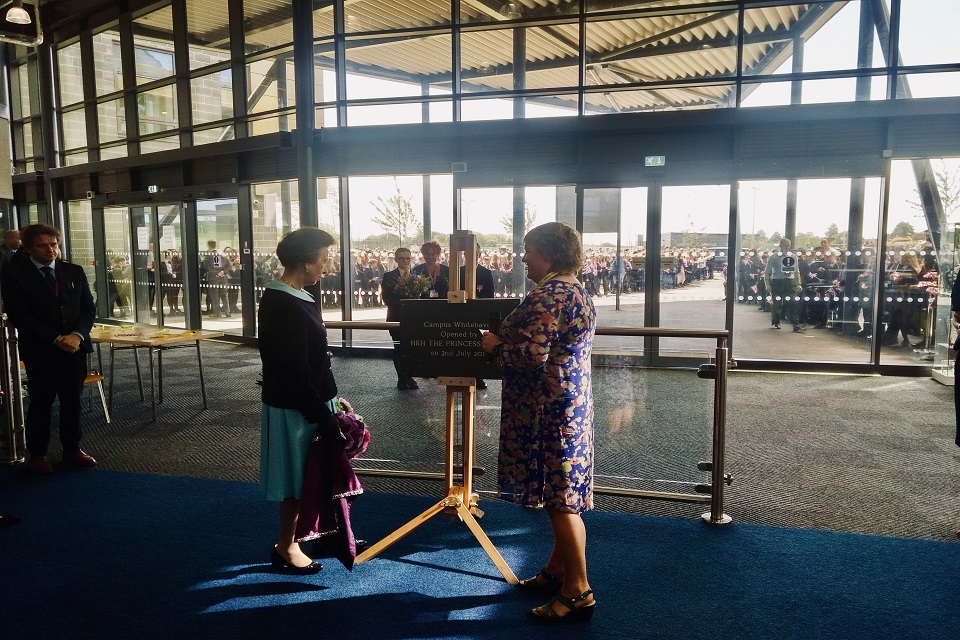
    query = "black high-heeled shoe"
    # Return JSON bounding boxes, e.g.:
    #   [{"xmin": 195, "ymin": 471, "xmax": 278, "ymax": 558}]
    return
[
  {"xmin": 530, "ymin": 589, "xmax": 596, "ymax": 623},
  {"xmin": 270, "ymin": 546, "xmax": 321, "ymax": 575},
  {"xmin": 517, "ymin": 568, "xmax": 563, "ymax": 594}
]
